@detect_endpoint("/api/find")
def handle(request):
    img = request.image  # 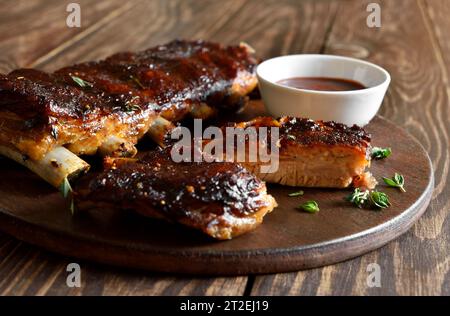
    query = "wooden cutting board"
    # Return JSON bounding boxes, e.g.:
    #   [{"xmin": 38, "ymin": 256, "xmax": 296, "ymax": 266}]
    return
[{"xmin": 0, "ymin": 101, "xmax": 434, "ymax": 275}]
